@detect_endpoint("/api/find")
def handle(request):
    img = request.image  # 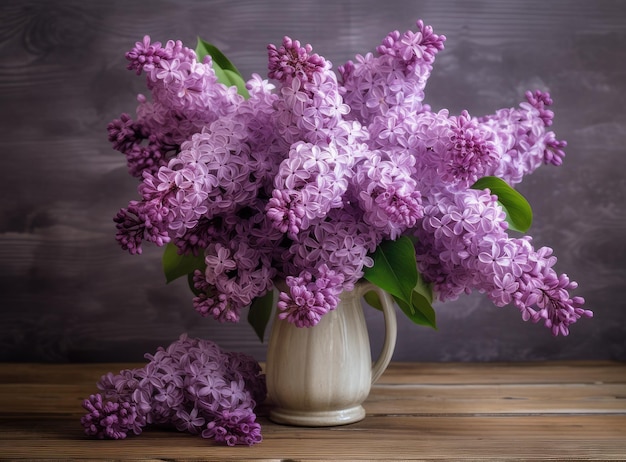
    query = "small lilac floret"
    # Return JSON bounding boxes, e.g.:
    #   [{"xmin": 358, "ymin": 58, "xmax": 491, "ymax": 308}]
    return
[
  {"xmin": 80, "ymin": 393, "xmax": 145, "ymax": 439},
  {"xmin": 268, "ymin": 36, "xmax": 328, "ymax": 86}
]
